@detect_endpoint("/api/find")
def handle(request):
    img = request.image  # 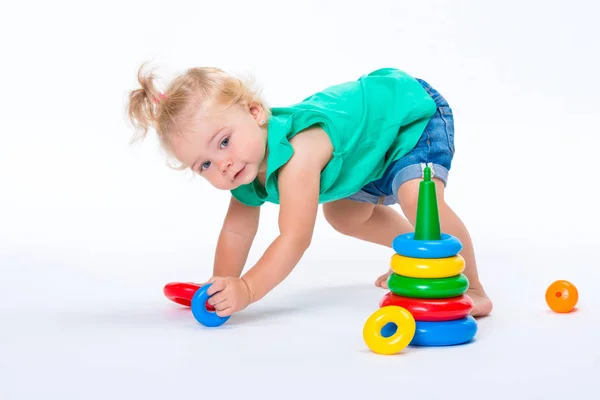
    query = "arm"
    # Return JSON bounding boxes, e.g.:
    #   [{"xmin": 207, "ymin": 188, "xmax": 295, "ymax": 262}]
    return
[
  {"xmin": 241, "ymin": 127, "xmax": 334, "ymax": 302},
  {"xmin": 212, "ymin": 195, "xmax": 260, "ymax": 278}
]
